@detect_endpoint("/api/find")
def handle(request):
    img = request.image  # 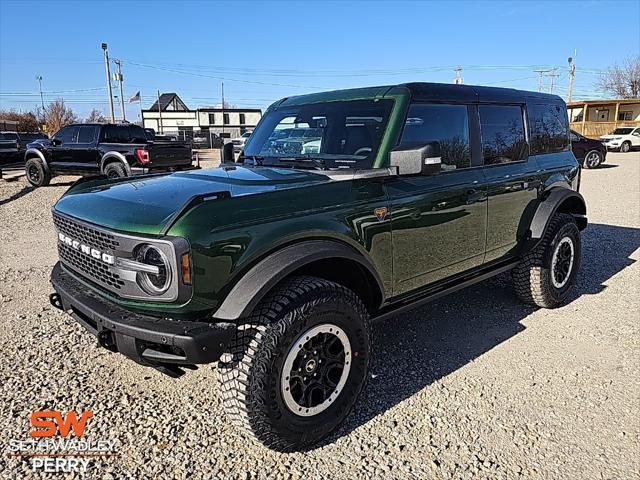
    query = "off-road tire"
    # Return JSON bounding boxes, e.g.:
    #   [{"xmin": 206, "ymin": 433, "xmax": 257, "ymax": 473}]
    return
[
  {"xmin": 512, "ymin": 213, "xmax": 581, "ymax": 308},
  {"xmin": 582, "ymin": 150, "xmax": 602, "ymax": 169},
  {"xmin": 218, "ymin": 276, "xmax": 371, "ymax": 452},
  {"xmin": 620, "ymin": 141, "xmax": 631, "ymax": 153},
  {"xmin": 104, "ymin": 162, "xmax": 127, "ymax": 178},
  {"xmin": 25, "ymin": 157, "xmax": 51, "ymax": 187}
]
